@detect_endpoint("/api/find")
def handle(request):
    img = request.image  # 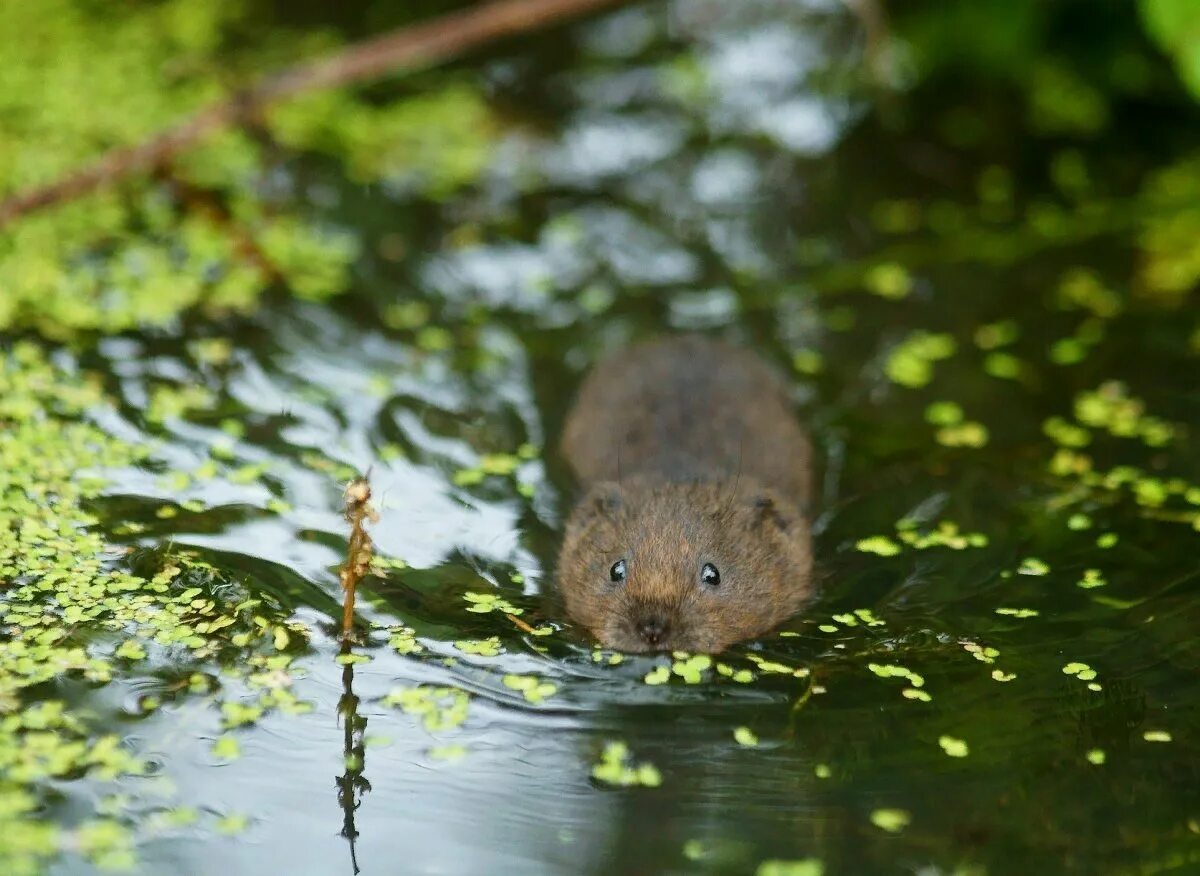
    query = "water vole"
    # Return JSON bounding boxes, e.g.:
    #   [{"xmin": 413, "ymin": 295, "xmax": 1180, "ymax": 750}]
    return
[{"xmin": 557, "ymin": 335, "xmax": 813, "ymax": 652}]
